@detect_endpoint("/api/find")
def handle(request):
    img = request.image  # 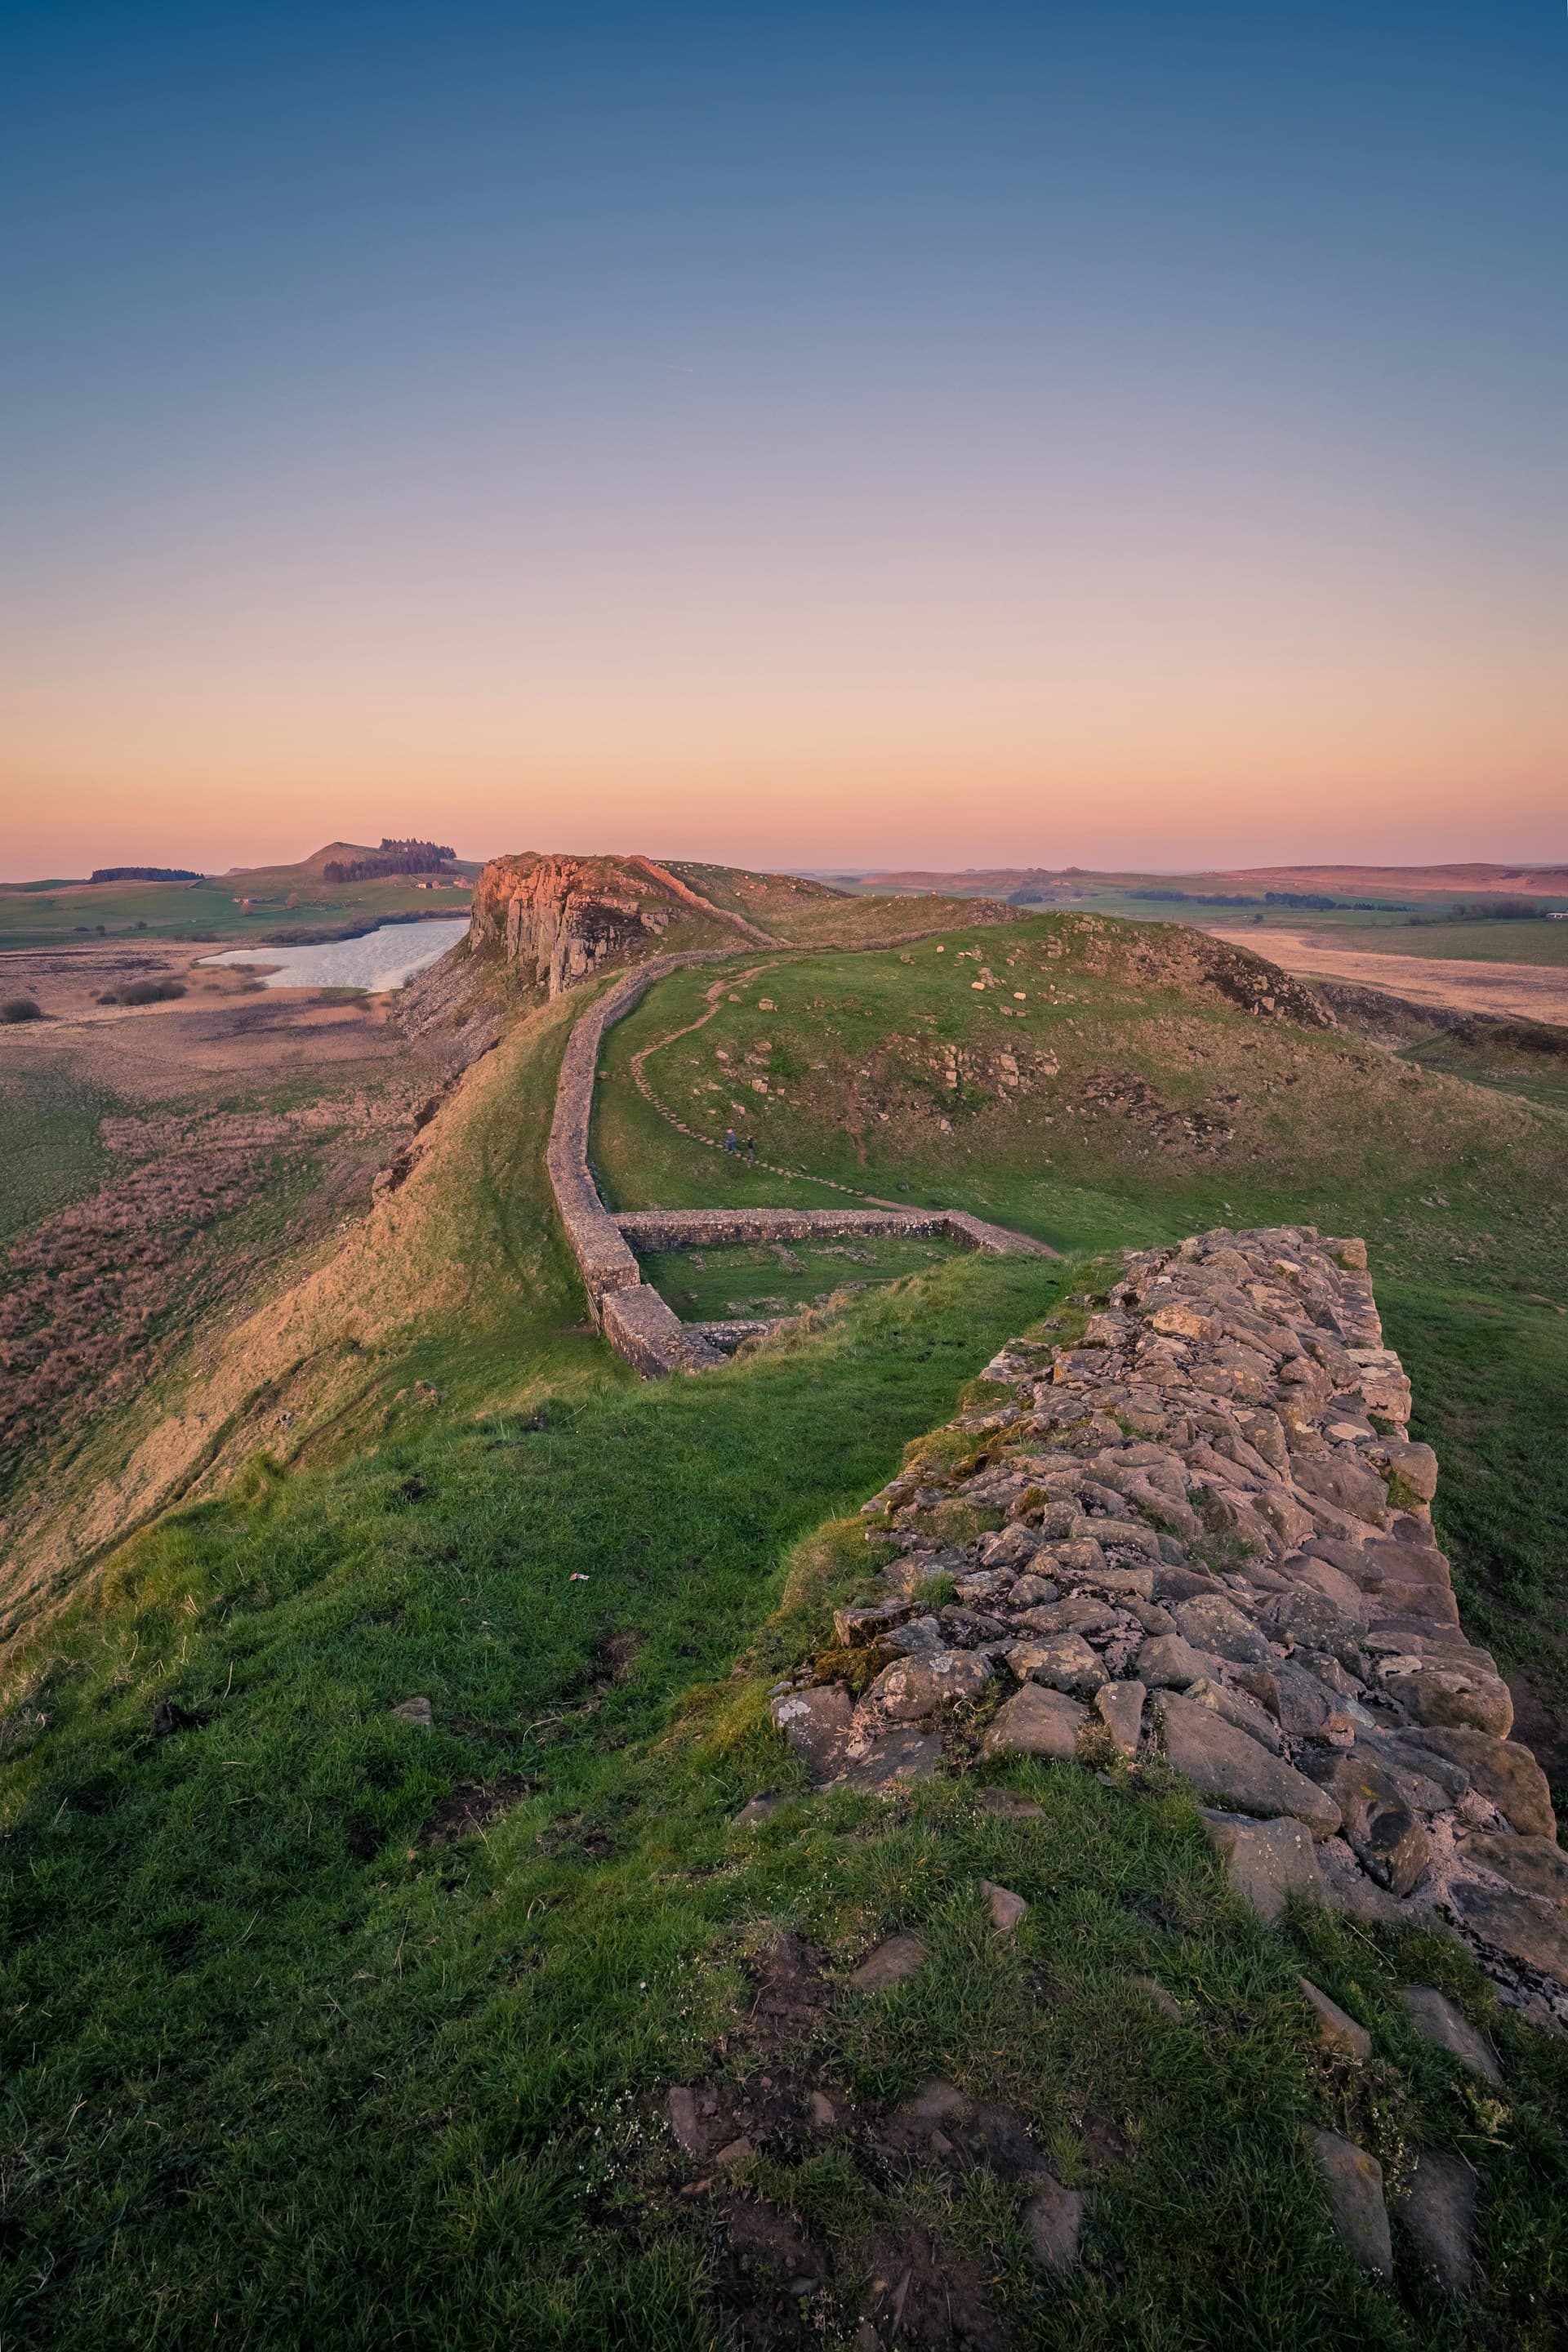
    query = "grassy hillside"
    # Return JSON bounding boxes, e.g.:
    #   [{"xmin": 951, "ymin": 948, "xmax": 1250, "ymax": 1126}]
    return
[
  {"xmin": 6, "ymin": 1249, "xmax": 1568, "ymax": 2351},
  {"xmin": 3, "ymin": 908, "xmax": 1567, "ymax": 2348},
  {"xmin": 591, "ymin": 915, "xmax": 1568, "ymax": 1705},
  {"xmin": 665, "ymin": 861, "xmax": 1022, "ymax": 948}
]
